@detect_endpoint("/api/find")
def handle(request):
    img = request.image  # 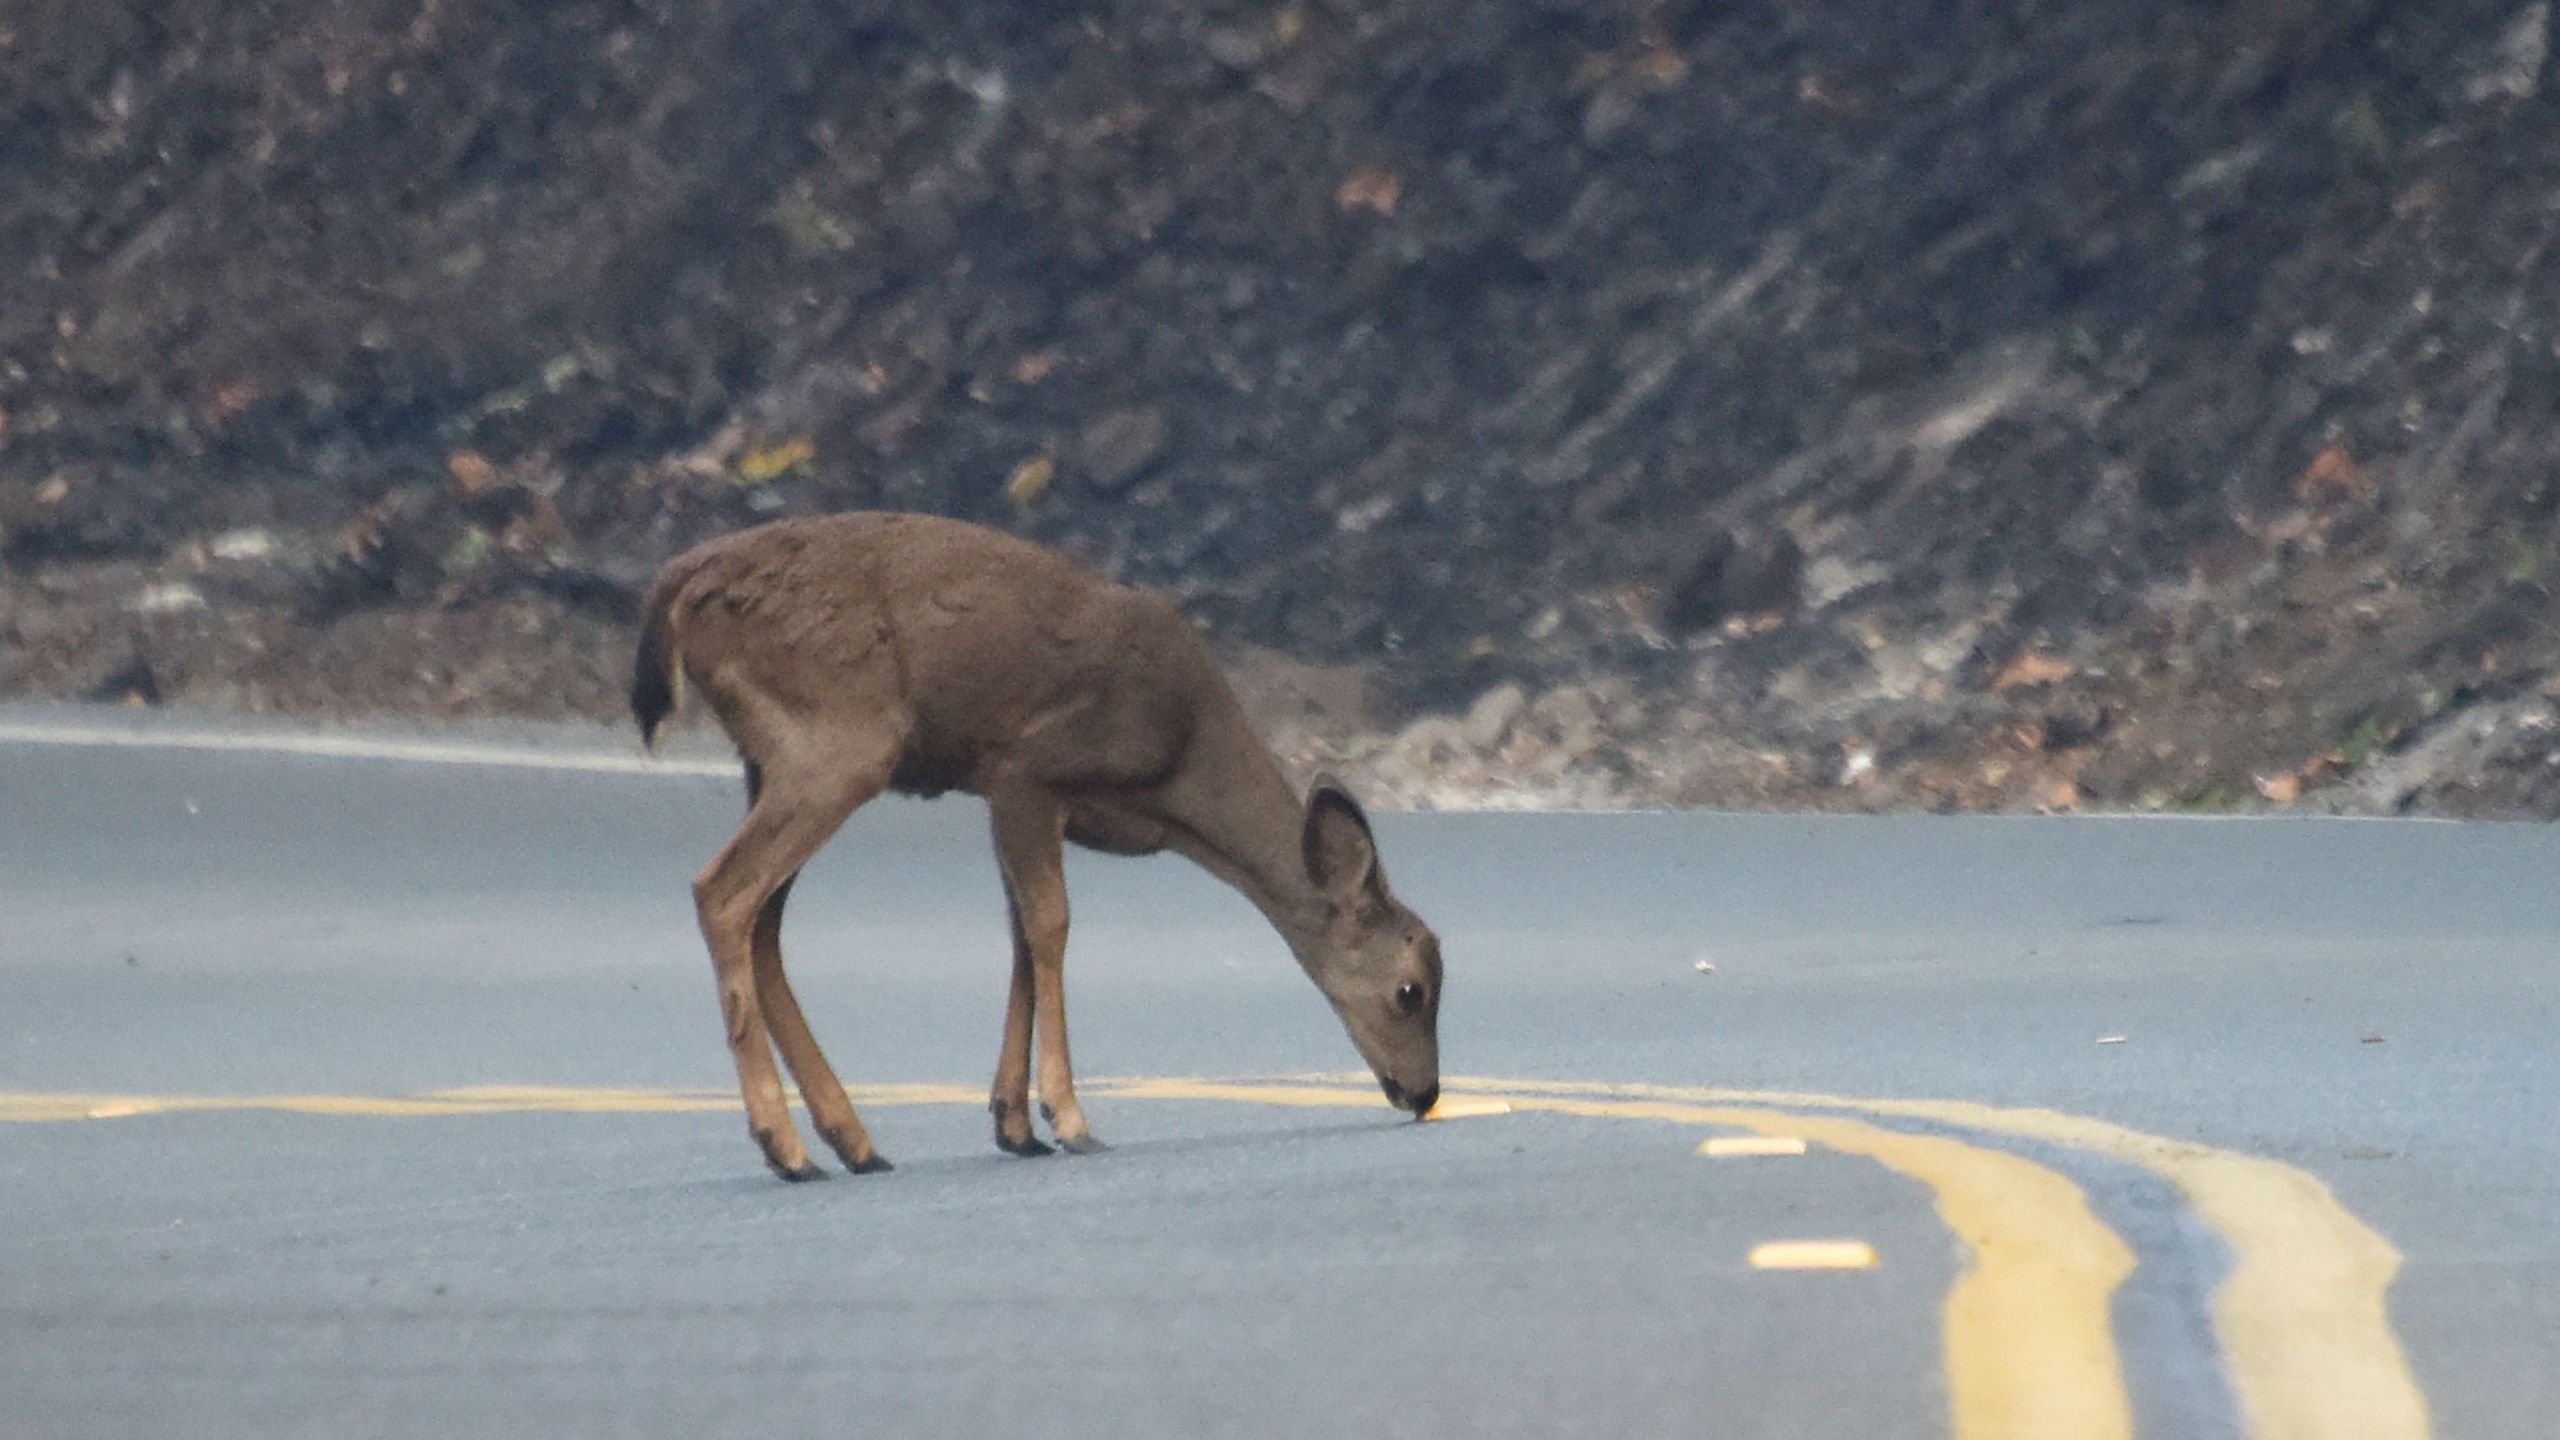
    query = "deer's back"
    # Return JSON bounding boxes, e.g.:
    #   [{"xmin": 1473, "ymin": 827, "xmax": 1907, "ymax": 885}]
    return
[{"xmin": 659, "ymin": 512, "xmax": 1227, "ymax": 796}]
